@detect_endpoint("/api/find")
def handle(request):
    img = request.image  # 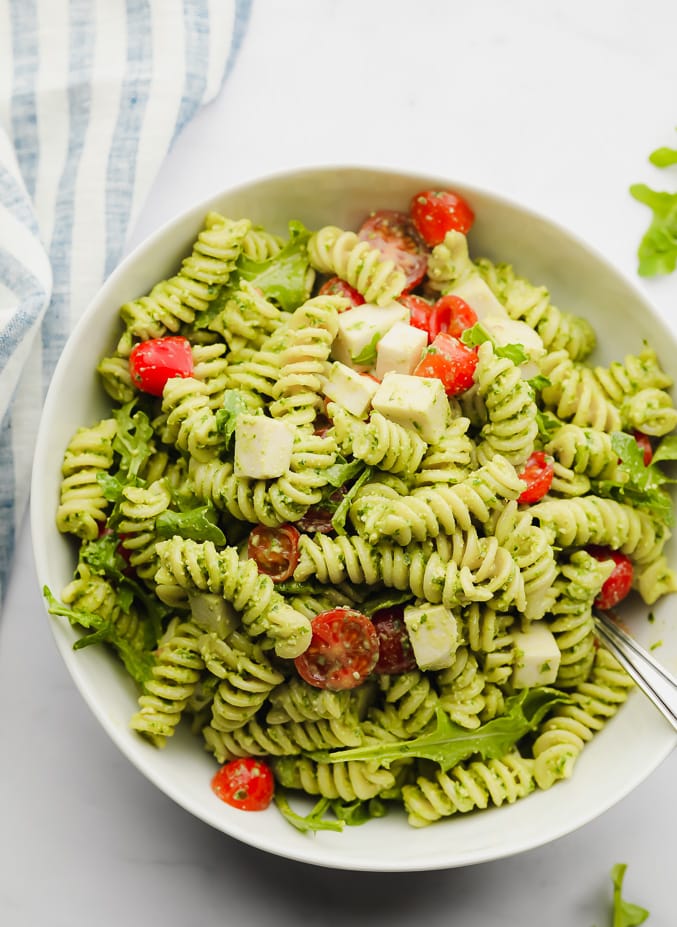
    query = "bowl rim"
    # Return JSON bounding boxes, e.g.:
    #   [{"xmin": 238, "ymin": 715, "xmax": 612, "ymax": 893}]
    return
[{"xmin": 31, "ymin": 163, "xmax": 677, "ymax": 872}]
